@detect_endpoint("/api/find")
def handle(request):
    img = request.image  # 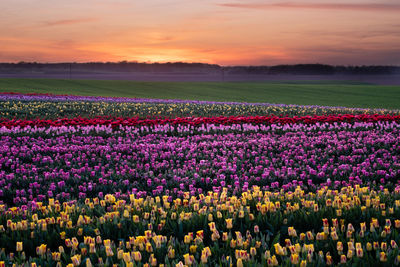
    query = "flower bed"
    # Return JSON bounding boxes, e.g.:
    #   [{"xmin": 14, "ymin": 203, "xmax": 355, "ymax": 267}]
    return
[
  {"xmin": 0, "ymin": 92, "xmax": 399, "ymax": 266},
  {"xmin": 1, "ymin": 185, "xmax": 400, "ymax": 266}
]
